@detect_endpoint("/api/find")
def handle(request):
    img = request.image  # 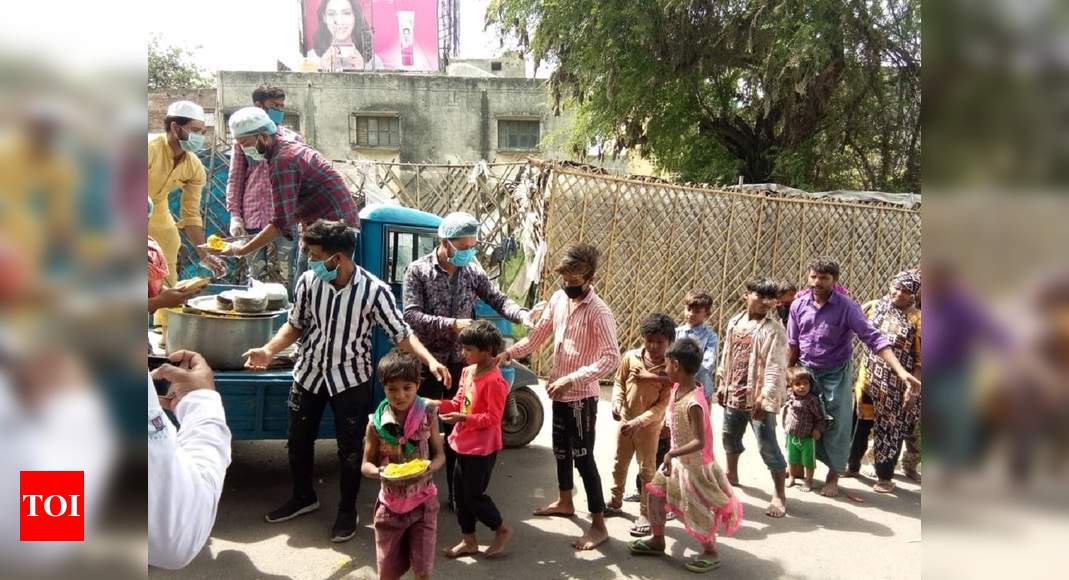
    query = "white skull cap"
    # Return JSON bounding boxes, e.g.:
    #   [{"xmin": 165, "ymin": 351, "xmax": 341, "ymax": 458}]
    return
[
  {"xmin": 166, "ymin": 100, "xmax": 205, "ymax": 122},
  {"xmin": 228, "ymin": 106, "xmax": 278, "ymax": 138}
]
